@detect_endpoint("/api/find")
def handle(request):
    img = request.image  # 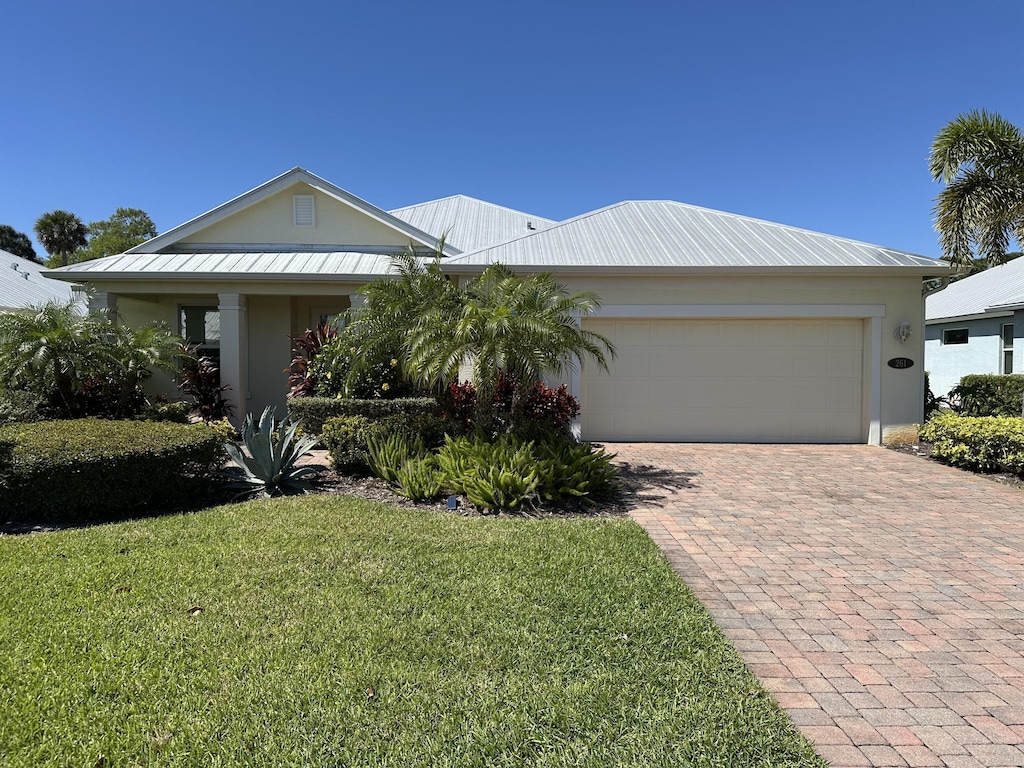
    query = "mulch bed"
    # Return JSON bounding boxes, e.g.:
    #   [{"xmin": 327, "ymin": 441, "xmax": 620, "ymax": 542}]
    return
[{"xmin": 885, "ymin": 440, "xmax": 1024, "ymax": 491}]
